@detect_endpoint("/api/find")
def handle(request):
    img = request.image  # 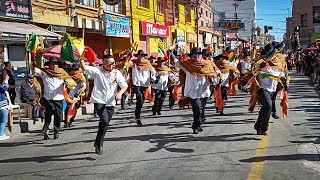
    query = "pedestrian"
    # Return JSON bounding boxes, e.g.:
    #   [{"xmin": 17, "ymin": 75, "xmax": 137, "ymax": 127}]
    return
[
  {"xmin": 130, "ymin": 50, "xmax": 156, "ymax": 126},
  {"xmin": 3, "ymin": 61, "xmax": 16, "ymax": 105},
  {"xmin": 33, "ymin": 58, "xmax": 76, "ymax": 140},
  {"xmin": 80, "ymin": 54, "xmax": 128, "ymax": 155},
  {"xmin": 174, "ymin": 47, "xmax": 217, "ymax": 134},
  {"xmin": 65, "ymin": 63, "xmax": 87, "ymax": 128},
  {"xmin": 254, "ymin": 53, "xmax": 288, "ymax": 135},
  {"xmin": 152, "ymin": 57, "xmax": 176, "ymax": 115},
  {"xmin": 0, "ymin": 72, "xmax": 10, "ymax": 141}
]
